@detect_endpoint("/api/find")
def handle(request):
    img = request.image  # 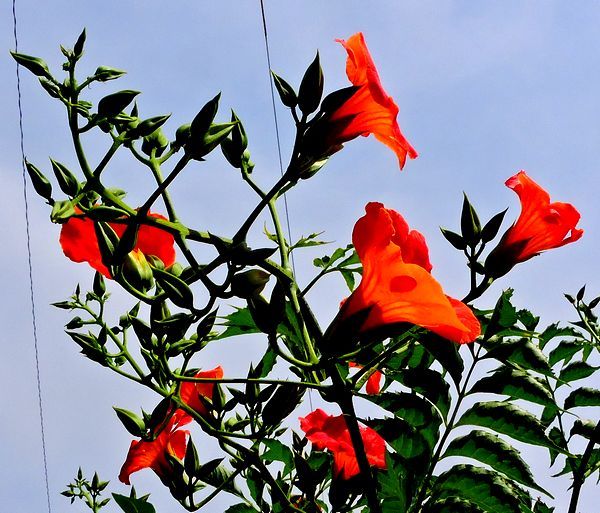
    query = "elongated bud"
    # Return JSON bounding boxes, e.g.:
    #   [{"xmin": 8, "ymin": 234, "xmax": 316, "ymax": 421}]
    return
[
  {"xmin": 73, "ymin": 28, "xmax": 86, "ymax": 60},
  {"xmin": 93, "ymin": 271, "xmax": 106, "ymax": 296},
  {"xmin": 271, "ymin": 71, "xmax": 297, "ymax": 108},
  {"xmin": 92, "ymin": 66, "xmax": 126, "ymax": 82},
  {"xmin": 10, "ymin": 51, "xmax": 52, "ymax": 79},
  {"xmin": 25, "ymin": 160, "xmax": 52, "ymax": 201},
  {"xmin": 97, "ymin": 90, "xmax": 140, "ymax": 119},
  {"xmin": 298, "ymin": 52, "xmax": 324, "ymax": 115},
  {"xmin": 50, "ymin": 158, "xmax": 80, "ymax": 196},
  {"xmin": 141, "ymin": 127, "xmax": 169, "ymax": 157}
]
